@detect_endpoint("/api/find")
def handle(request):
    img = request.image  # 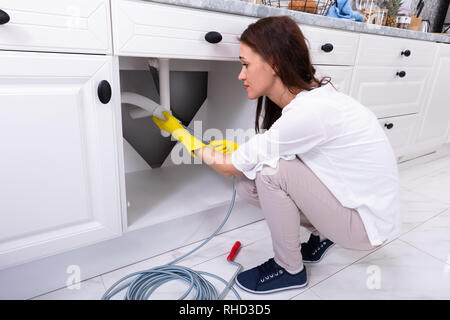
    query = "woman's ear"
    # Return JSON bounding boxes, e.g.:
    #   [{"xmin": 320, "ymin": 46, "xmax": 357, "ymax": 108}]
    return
[{"xmin": 271, "ymin": 63, "xmax": 279, "ymax": 76}]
